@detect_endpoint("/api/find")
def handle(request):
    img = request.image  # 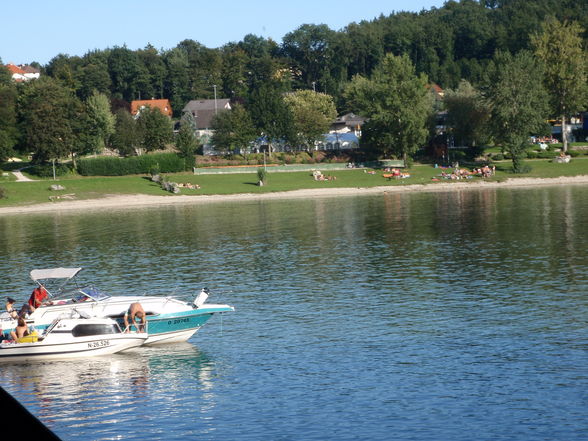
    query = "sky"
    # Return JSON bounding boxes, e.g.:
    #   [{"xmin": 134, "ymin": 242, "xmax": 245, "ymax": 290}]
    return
[{"xmin": 2, "ymin": 0, "xmax": 447, "ymax": 66}]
